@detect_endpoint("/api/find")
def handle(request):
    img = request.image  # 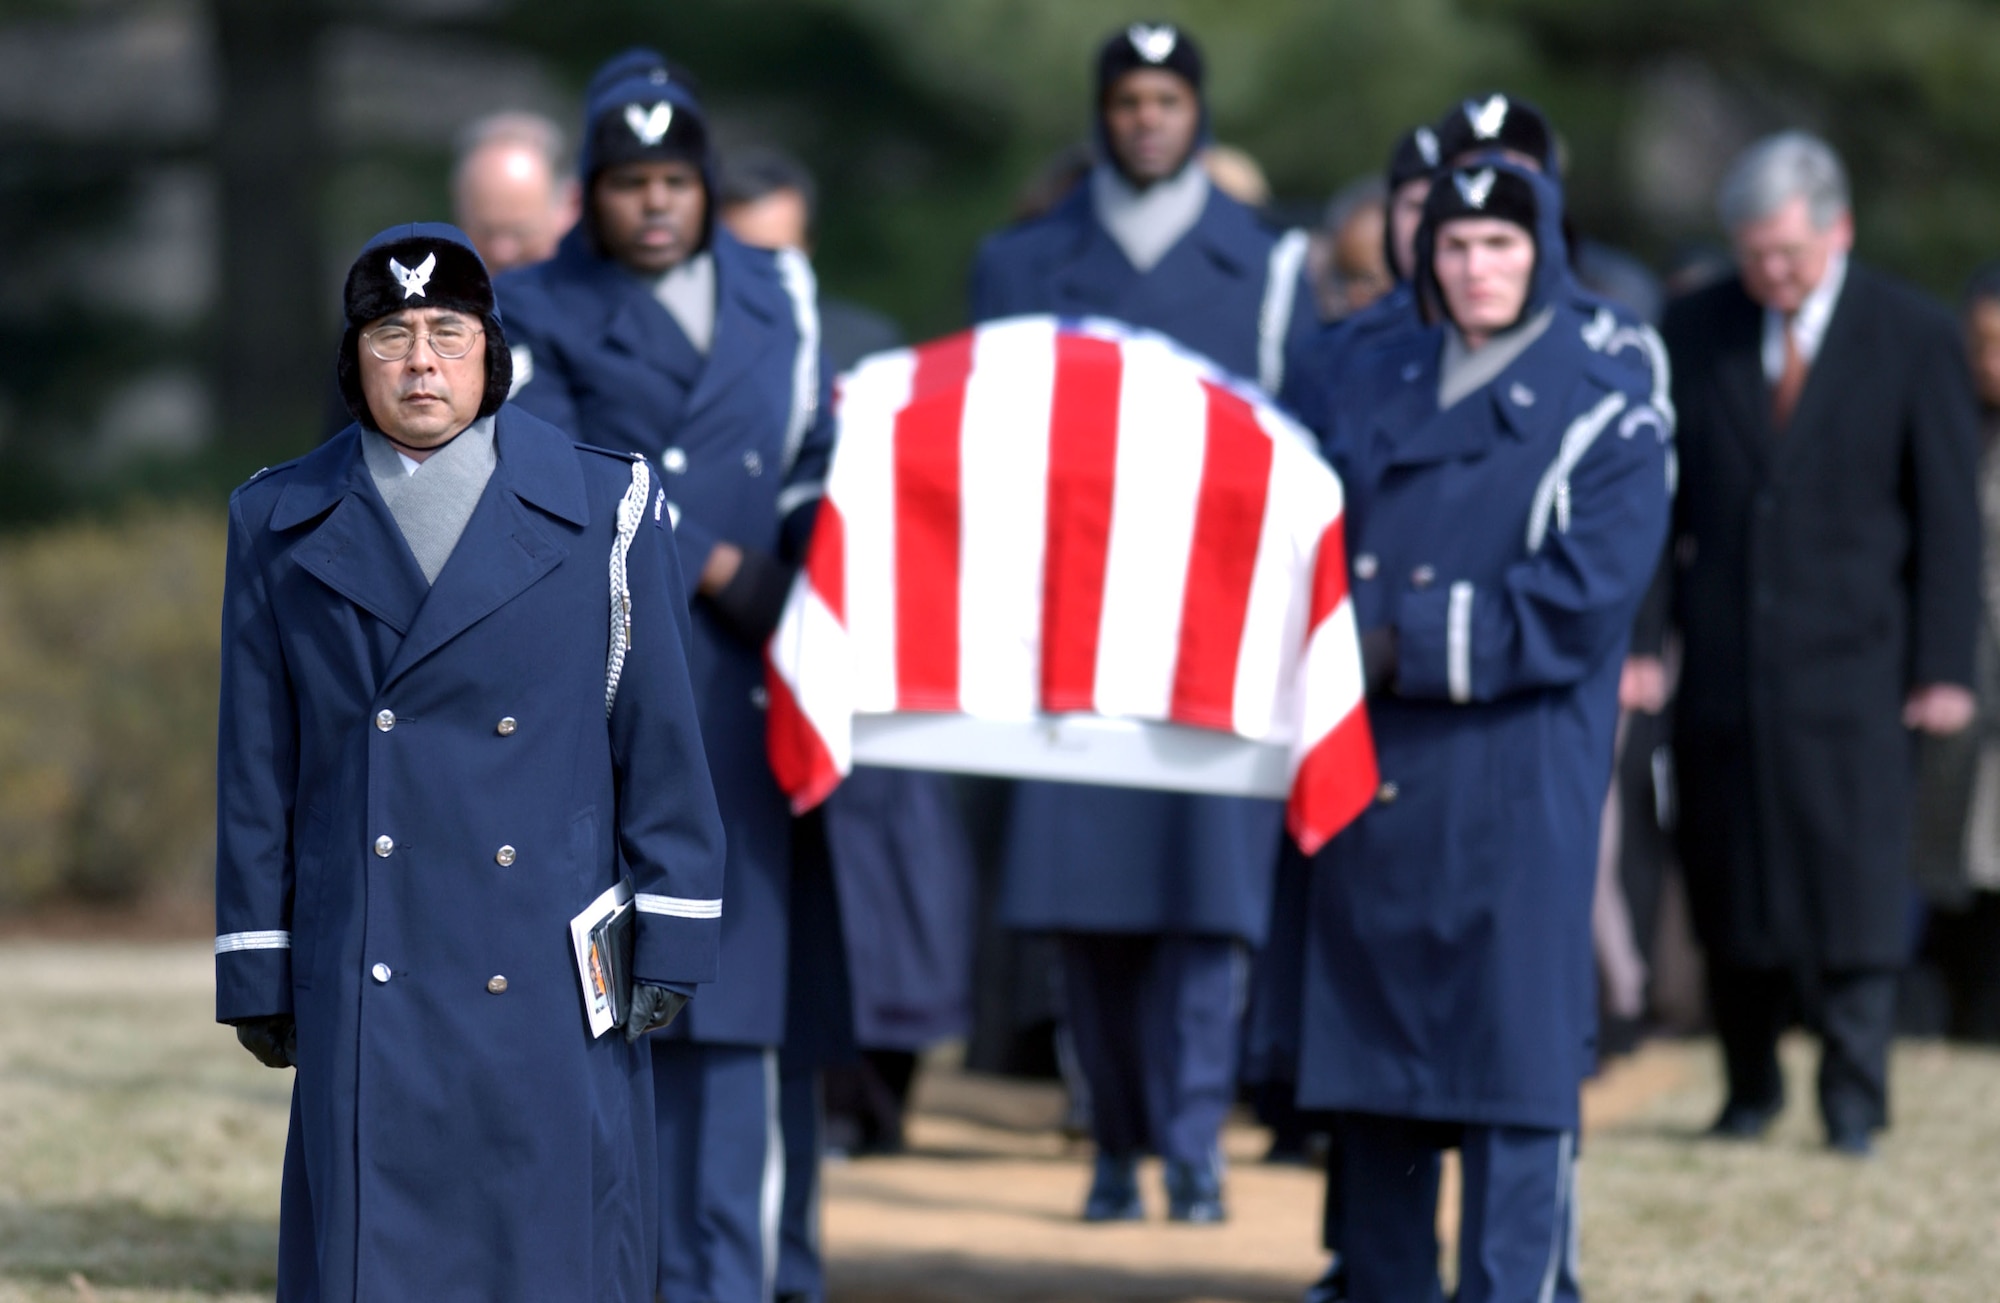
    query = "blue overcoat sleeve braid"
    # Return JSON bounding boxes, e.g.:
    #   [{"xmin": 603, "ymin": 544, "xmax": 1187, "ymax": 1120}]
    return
[
  {"xmin": 215, "ymin": 486, "xmax": 302, "ymax": 1023},
  {"xmin": 612, "ymin": 464, "xmax": 728, "ymax": 987},
  {"xmin": 1395, "ymin": 385, "xmax": 1675, "ymax": 705}
]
